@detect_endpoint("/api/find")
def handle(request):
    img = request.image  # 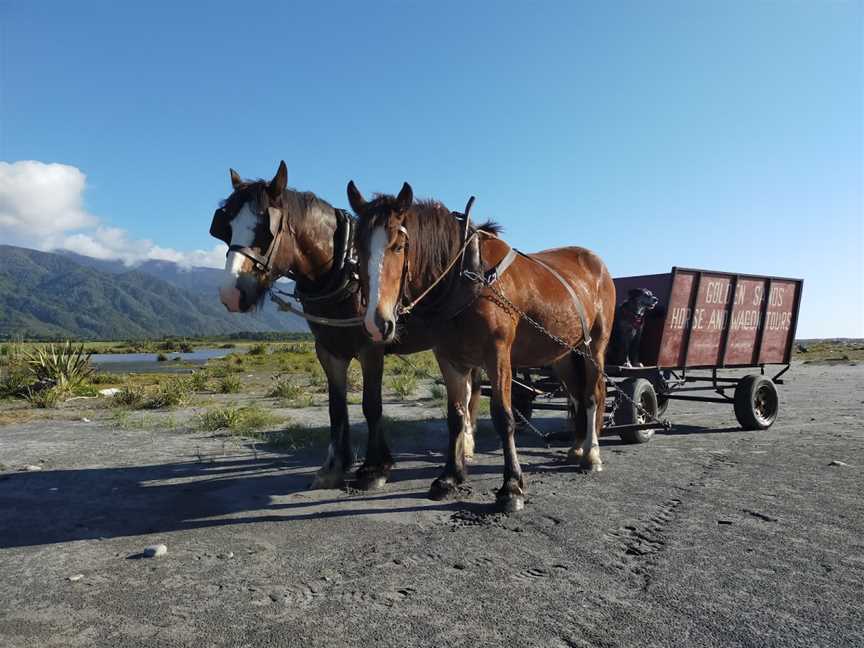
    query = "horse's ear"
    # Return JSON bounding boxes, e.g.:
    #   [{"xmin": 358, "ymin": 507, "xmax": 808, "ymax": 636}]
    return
[
  {"xmin": 230, "ymin": 168, "xmax": 242, "ymax": 189},
  {"xmin": 396, "ymin": 182, "xmax": 413, "ymax": 211},
  {"xmin": 347, "ymin": 181, "xmax": 367, "ymax": 214},
  {"xmin": 268, "ymin": 160, "xmax": 288, "ymax": 199}
]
